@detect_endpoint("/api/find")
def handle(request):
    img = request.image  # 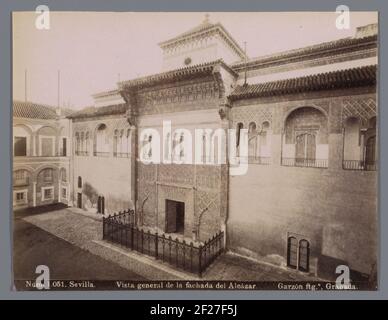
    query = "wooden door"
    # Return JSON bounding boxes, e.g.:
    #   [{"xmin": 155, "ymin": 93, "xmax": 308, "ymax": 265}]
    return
[{"xmin": 165, "ymin": 200, "xmax": 177, "ymax": 233}]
